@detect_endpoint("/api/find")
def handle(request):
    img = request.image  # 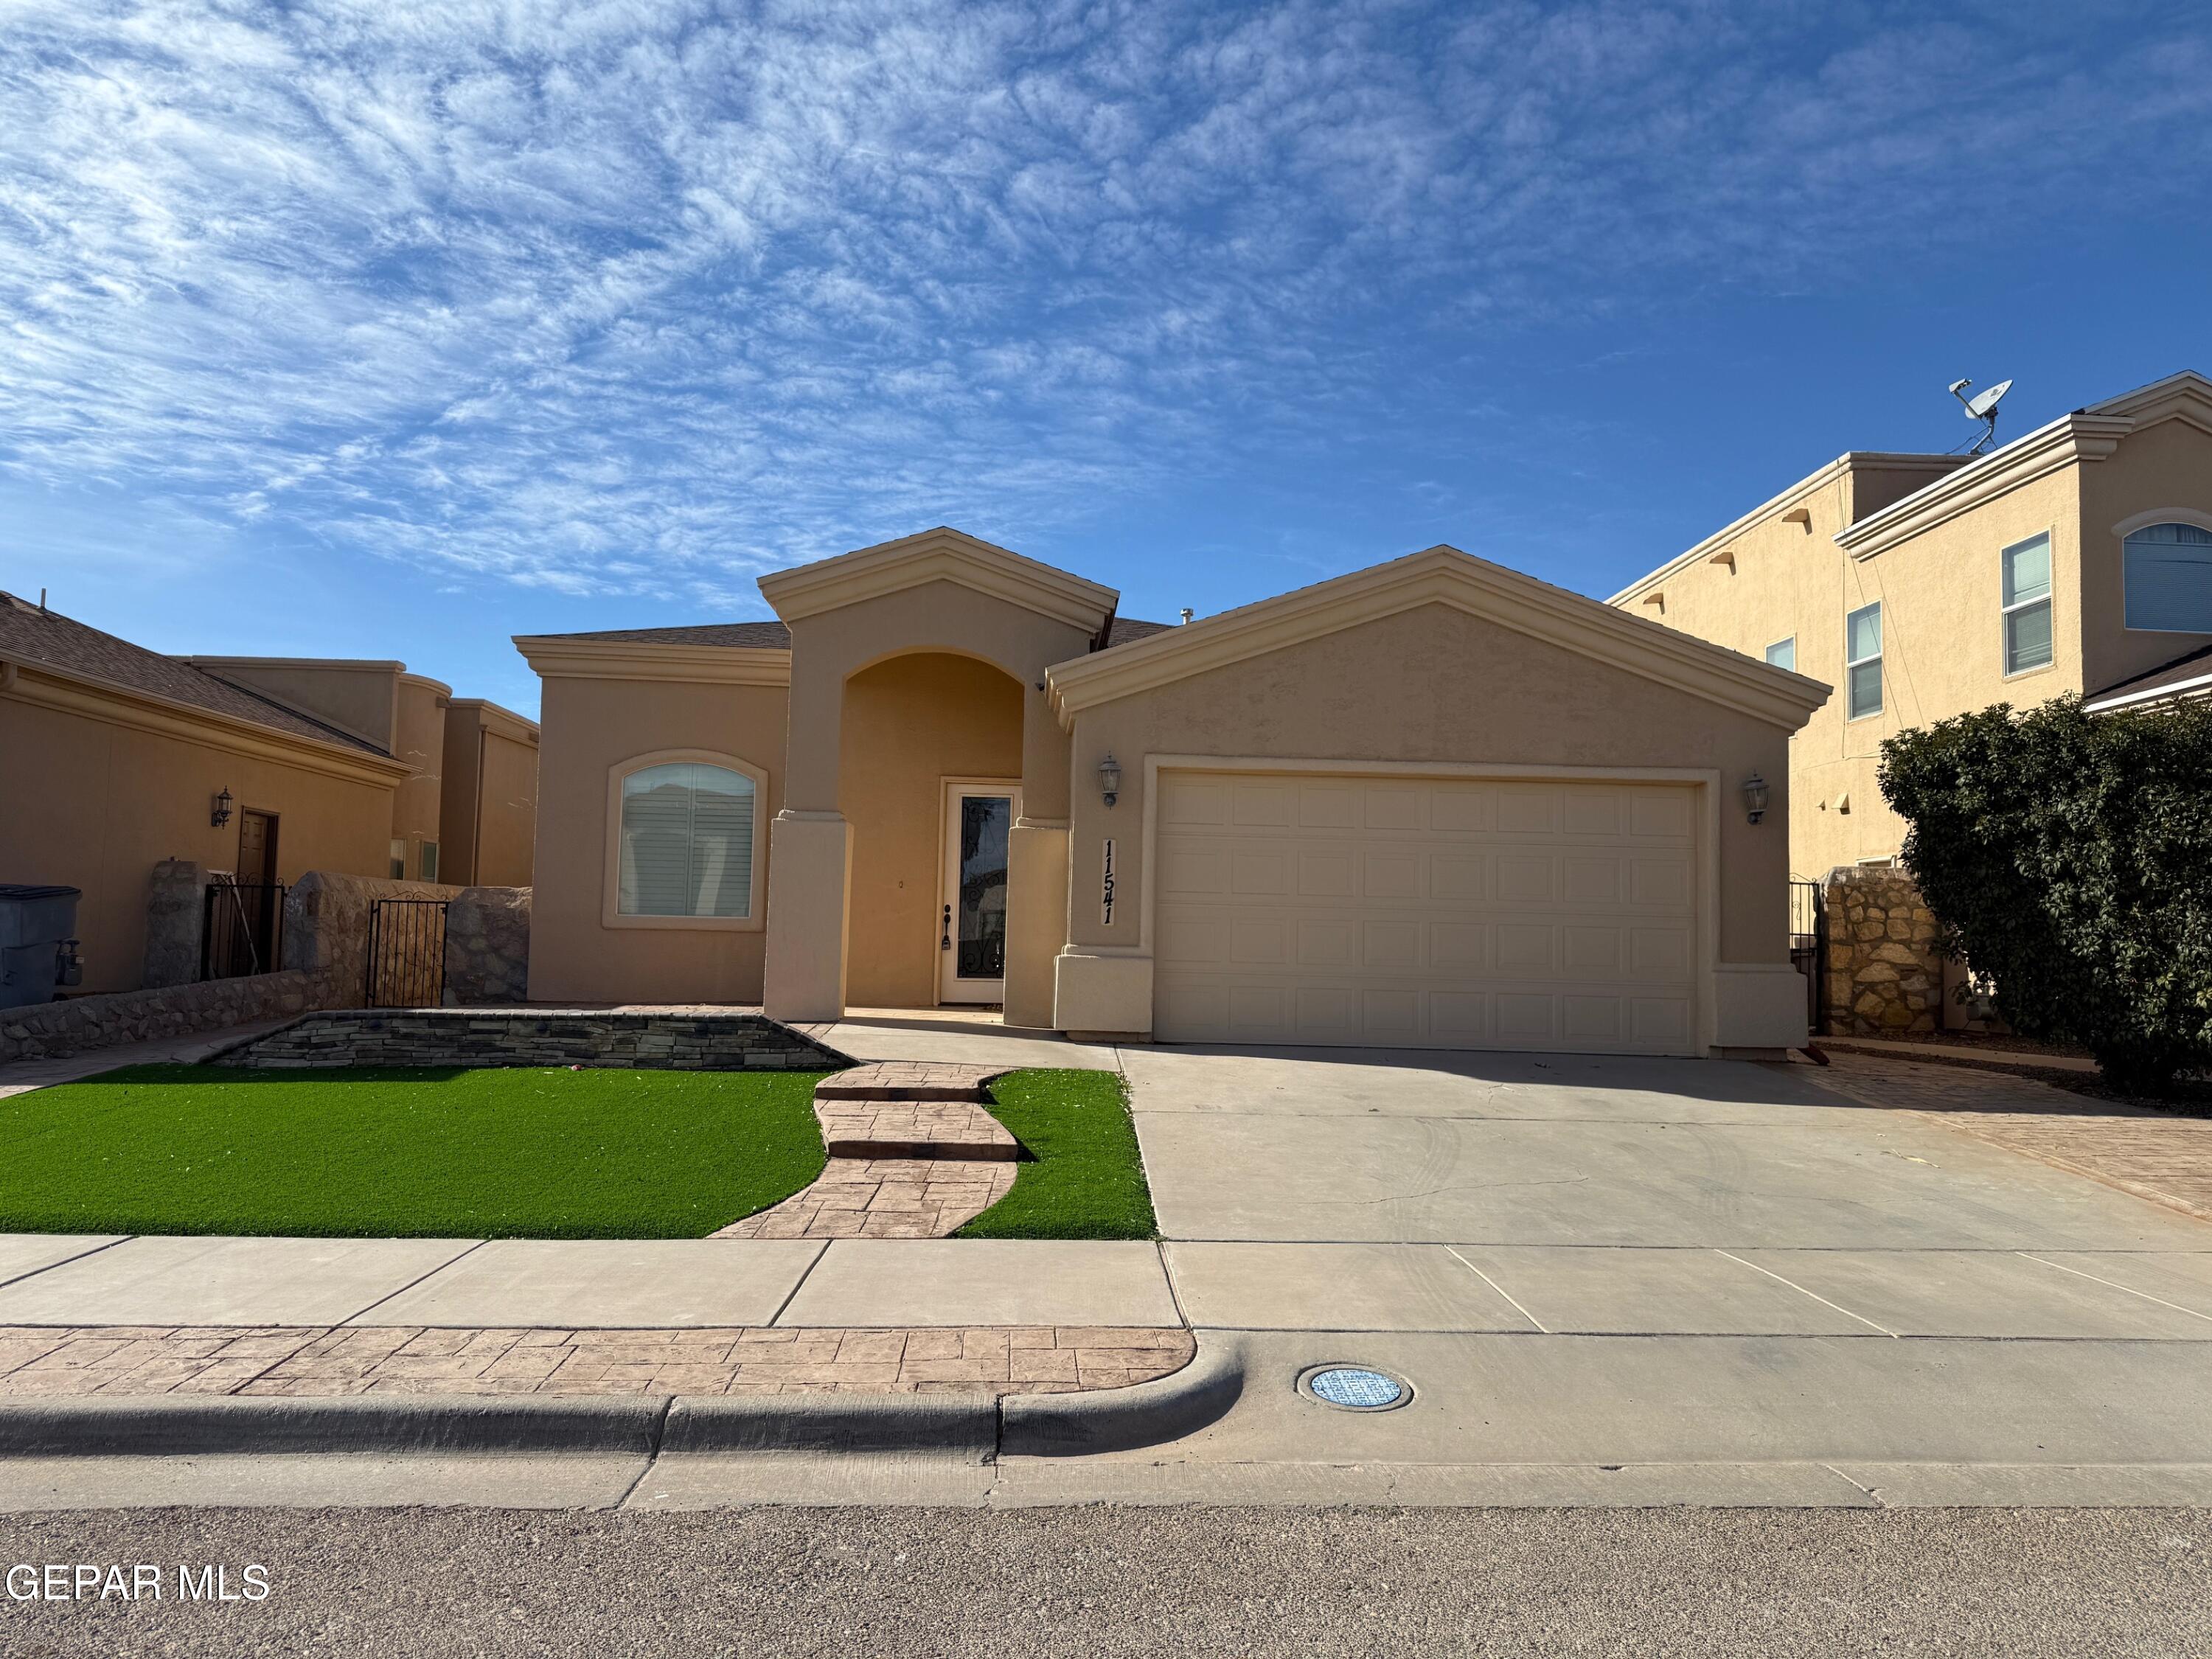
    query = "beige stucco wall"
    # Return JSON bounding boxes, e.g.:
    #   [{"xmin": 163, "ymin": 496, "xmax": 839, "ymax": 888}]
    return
[
  {"xmin": 182, "ymin": 659, "xmax": 401, "ymax": 750},
  {"xmin": 838, "ymin": 653, "xmax": 1024, "ymax": 1008},
  {"xmin": 1617, "ymin": 459, "xmax": 2081, "ymax": 874},
  {"xmin": 1057, "ymin": 602, "xmax": 1796, "ymax": 1037},
  {"xmin": 439, "ymin": 700, "xmax": 539, "ymax": 888},
  {"xmin": 2077, "ymin": 417, "xmax": 2212, "ymax": 694},
  {"xmin": 526, "ymin": 675, "xmax": 787, "ymax": 1004},
  {"xmin": 0, "ymin": 691, "xmax": 397, "ymax": 996},
  {"xmin": 392, "ymin": 674, "xmax": 448, "ymax": 875}
]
